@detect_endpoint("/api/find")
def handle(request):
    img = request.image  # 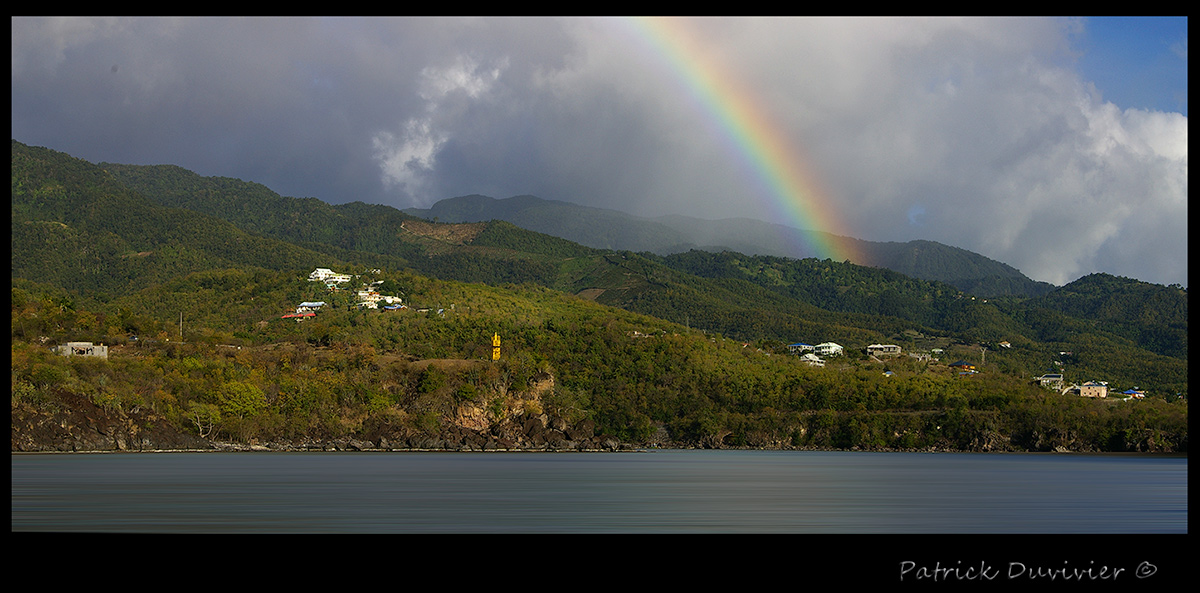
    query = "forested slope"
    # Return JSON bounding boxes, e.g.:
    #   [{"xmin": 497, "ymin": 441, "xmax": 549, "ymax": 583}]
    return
[{"xmin": 11, "ymin": 139, "xmax": 1187, "ymax": 452}]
